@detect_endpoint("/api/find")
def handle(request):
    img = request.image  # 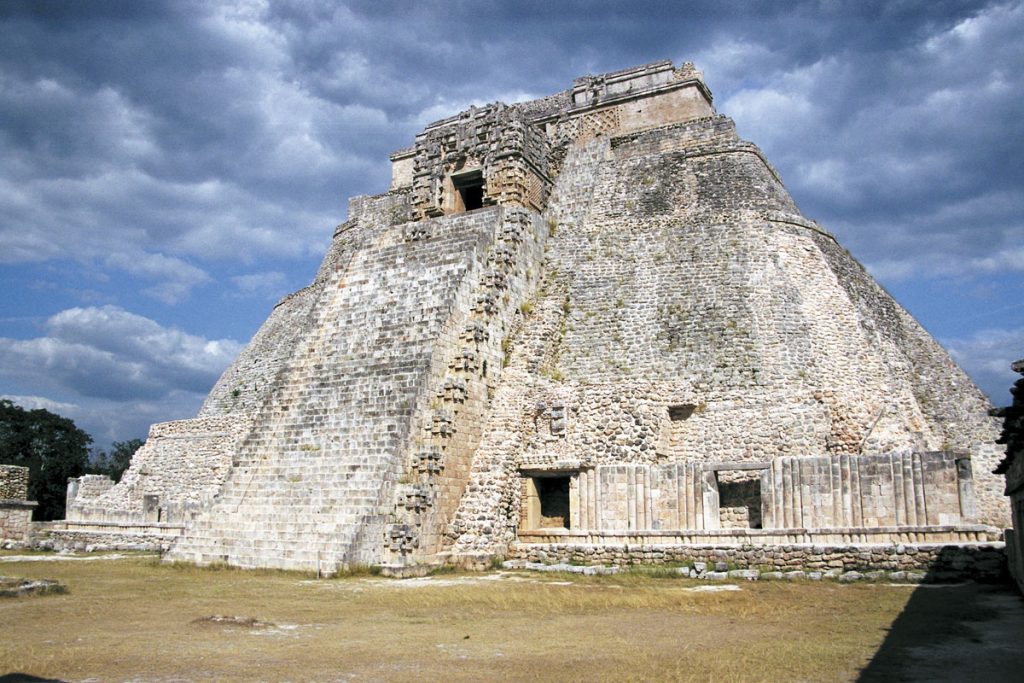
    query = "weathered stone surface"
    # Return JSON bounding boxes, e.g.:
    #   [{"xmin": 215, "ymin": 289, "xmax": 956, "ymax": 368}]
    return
[
  {"xmin": 0, "ymin": 466, "xmax": 36, "ymax": 544},
  {"xmin": 58, "ymin": 60, "xmax": 1007, "ymax": 573},
  {"xmin": 728, "ymin": 569, "xmax": 759, "ymax": 580},
  {"xmin": 507, "ymin": 541, "xmax": 1006, "ymax": 581}
]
